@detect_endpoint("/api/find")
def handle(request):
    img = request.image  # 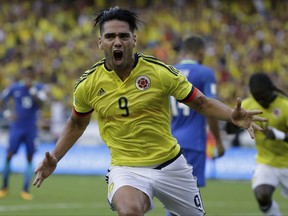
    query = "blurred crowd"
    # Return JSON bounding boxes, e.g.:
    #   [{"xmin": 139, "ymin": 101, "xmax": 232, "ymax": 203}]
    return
[{"xmin": 0, "ymin": 0, "xmax": 287, "ymax": 139}]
